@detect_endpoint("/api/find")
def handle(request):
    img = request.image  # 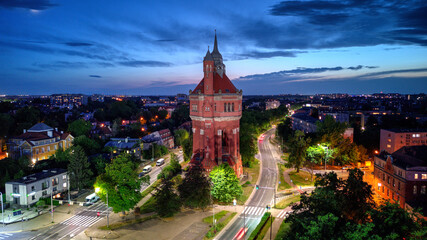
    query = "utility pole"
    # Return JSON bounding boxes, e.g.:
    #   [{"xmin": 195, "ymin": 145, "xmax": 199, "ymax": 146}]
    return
[
  {"xmin": 50, "ymin": 184, "xmax": 53, "ymax": 223},
  {"xmin": 270, "ymin": 212, "xmax": 272, "ymax": 240},
  {"xmin": 243, "ymin": 204, "xmax": 246, "ymax": 240},
  {"xmin": 107, "ymin": 191, "xmax": 109, "ymax": 228},
  {"xmin": 67, "ymin": 176, "xmax": 70, "ymax": 206}
]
